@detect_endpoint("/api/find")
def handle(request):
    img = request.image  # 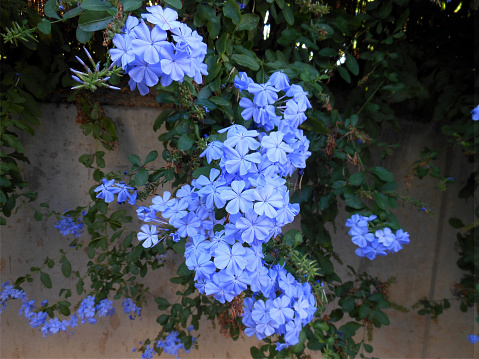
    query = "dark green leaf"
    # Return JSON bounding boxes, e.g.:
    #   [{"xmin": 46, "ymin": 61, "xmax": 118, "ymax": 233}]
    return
[
  {"xmin": 370, "ymin": 167, "xmax": 394, "ymax": 182},
  {"xmin": 76, "ymin": 27, "xmax": 94, "ymax": 43},
  {"xmin": 349, "ymin": 172, "xmax": 364, "ymax": 186},
  {"xmin": 61, "ymin": 258, "xmax": 72, "ymax": 278},
  {"xmin": 223, "ymin": 0, "xmax": 242, "ymax": 25},
  {"xmin": 40, "ymin": 271, "xmax": 52, "ymax": 288},
  {"xmin": 44, "ymin": 0, "xmax": 61, "ymax": 19},
  {"xmin": 121, "ymin": 0, "xmax": 142, "ymax": 12},
  {"xmin": 37, "ymin": 19, "xmax": 52, "ymax": 35},
  {"xmin": 144, "ymin": 150, "xmax": 158, "ymax": 164},
  {"xmin": 34, "ymin": 211, "xmax": 43, "ymax": 221},
  {"xmin": 164, "ymin": 0, "xmax": 182, "ymax": 9},
  {"xmin": 238, "ymin": 14, "xmax": 259, "ymax": 31},
  {"xmin": 135, "ymin": 168, "xmax": 149, "ymax": 186},
  {"xmin": 63, "ymin": 6, "xmax": 83, "ymax": 19},
  {"xmin": 78, "ymin": 11, "xmax": 114, "ymax": 32},
  {"xmin": 81, "ymin": 0, "xmax": 116, "ymax": 11},
  {"xmin": 283, "ymin": 5, "xmax": 294, "ymax": 25},
  {"xmin": 177, "ymin": 134, "xmax": 195, "ymax": 151},
  {"xmin": 346, "ymin": 53, "xmax": 359, "ymax": 76},
  {"xmin": 128, "ymin": 154, "xmax": 142, "ymax": 167},
  {"xmin": 231, "ymin": 54, "xmax": 260, "ymax": 71},
  {"xmin": 338, "ymin": 66, "xmax": 351, "ymax": 83}
]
